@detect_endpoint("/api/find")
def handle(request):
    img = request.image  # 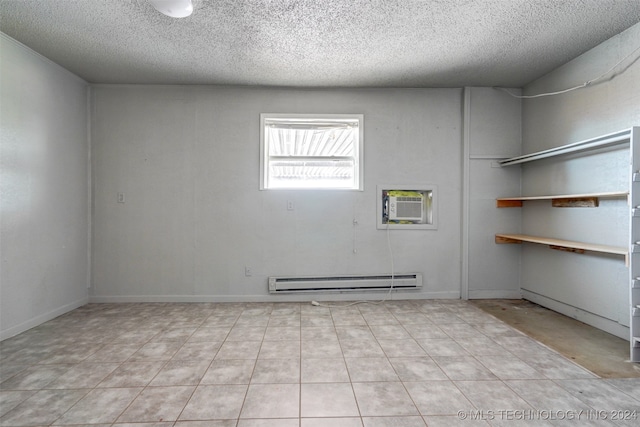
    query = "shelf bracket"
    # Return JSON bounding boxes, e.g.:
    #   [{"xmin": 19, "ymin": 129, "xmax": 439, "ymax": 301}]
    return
[
  {"xmin": 549, "ymin": 245, "xmax": 585, "ymax": 254},
  {"xmin": 496, "ymin": 200, "xmax": 523, "ymax": 208},
  {"xmin": 495, "ymin": 235, "xmax": 522, "ymax": 244},
  {"xmin": 551, "ymin": 197, "xmax": 599, "ymax": 208}
]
